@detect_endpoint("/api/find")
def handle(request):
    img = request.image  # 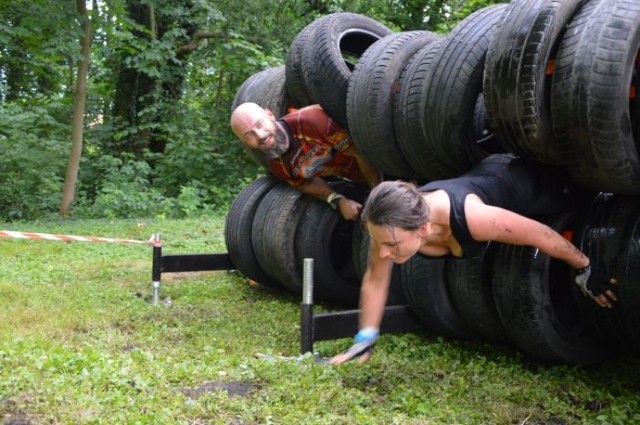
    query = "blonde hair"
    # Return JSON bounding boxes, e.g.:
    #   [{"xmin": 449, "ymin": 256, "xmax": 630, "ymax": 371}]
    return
[{"xmin": 362, "ymin": 181, "xmax": 429, "ymax": 230}]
